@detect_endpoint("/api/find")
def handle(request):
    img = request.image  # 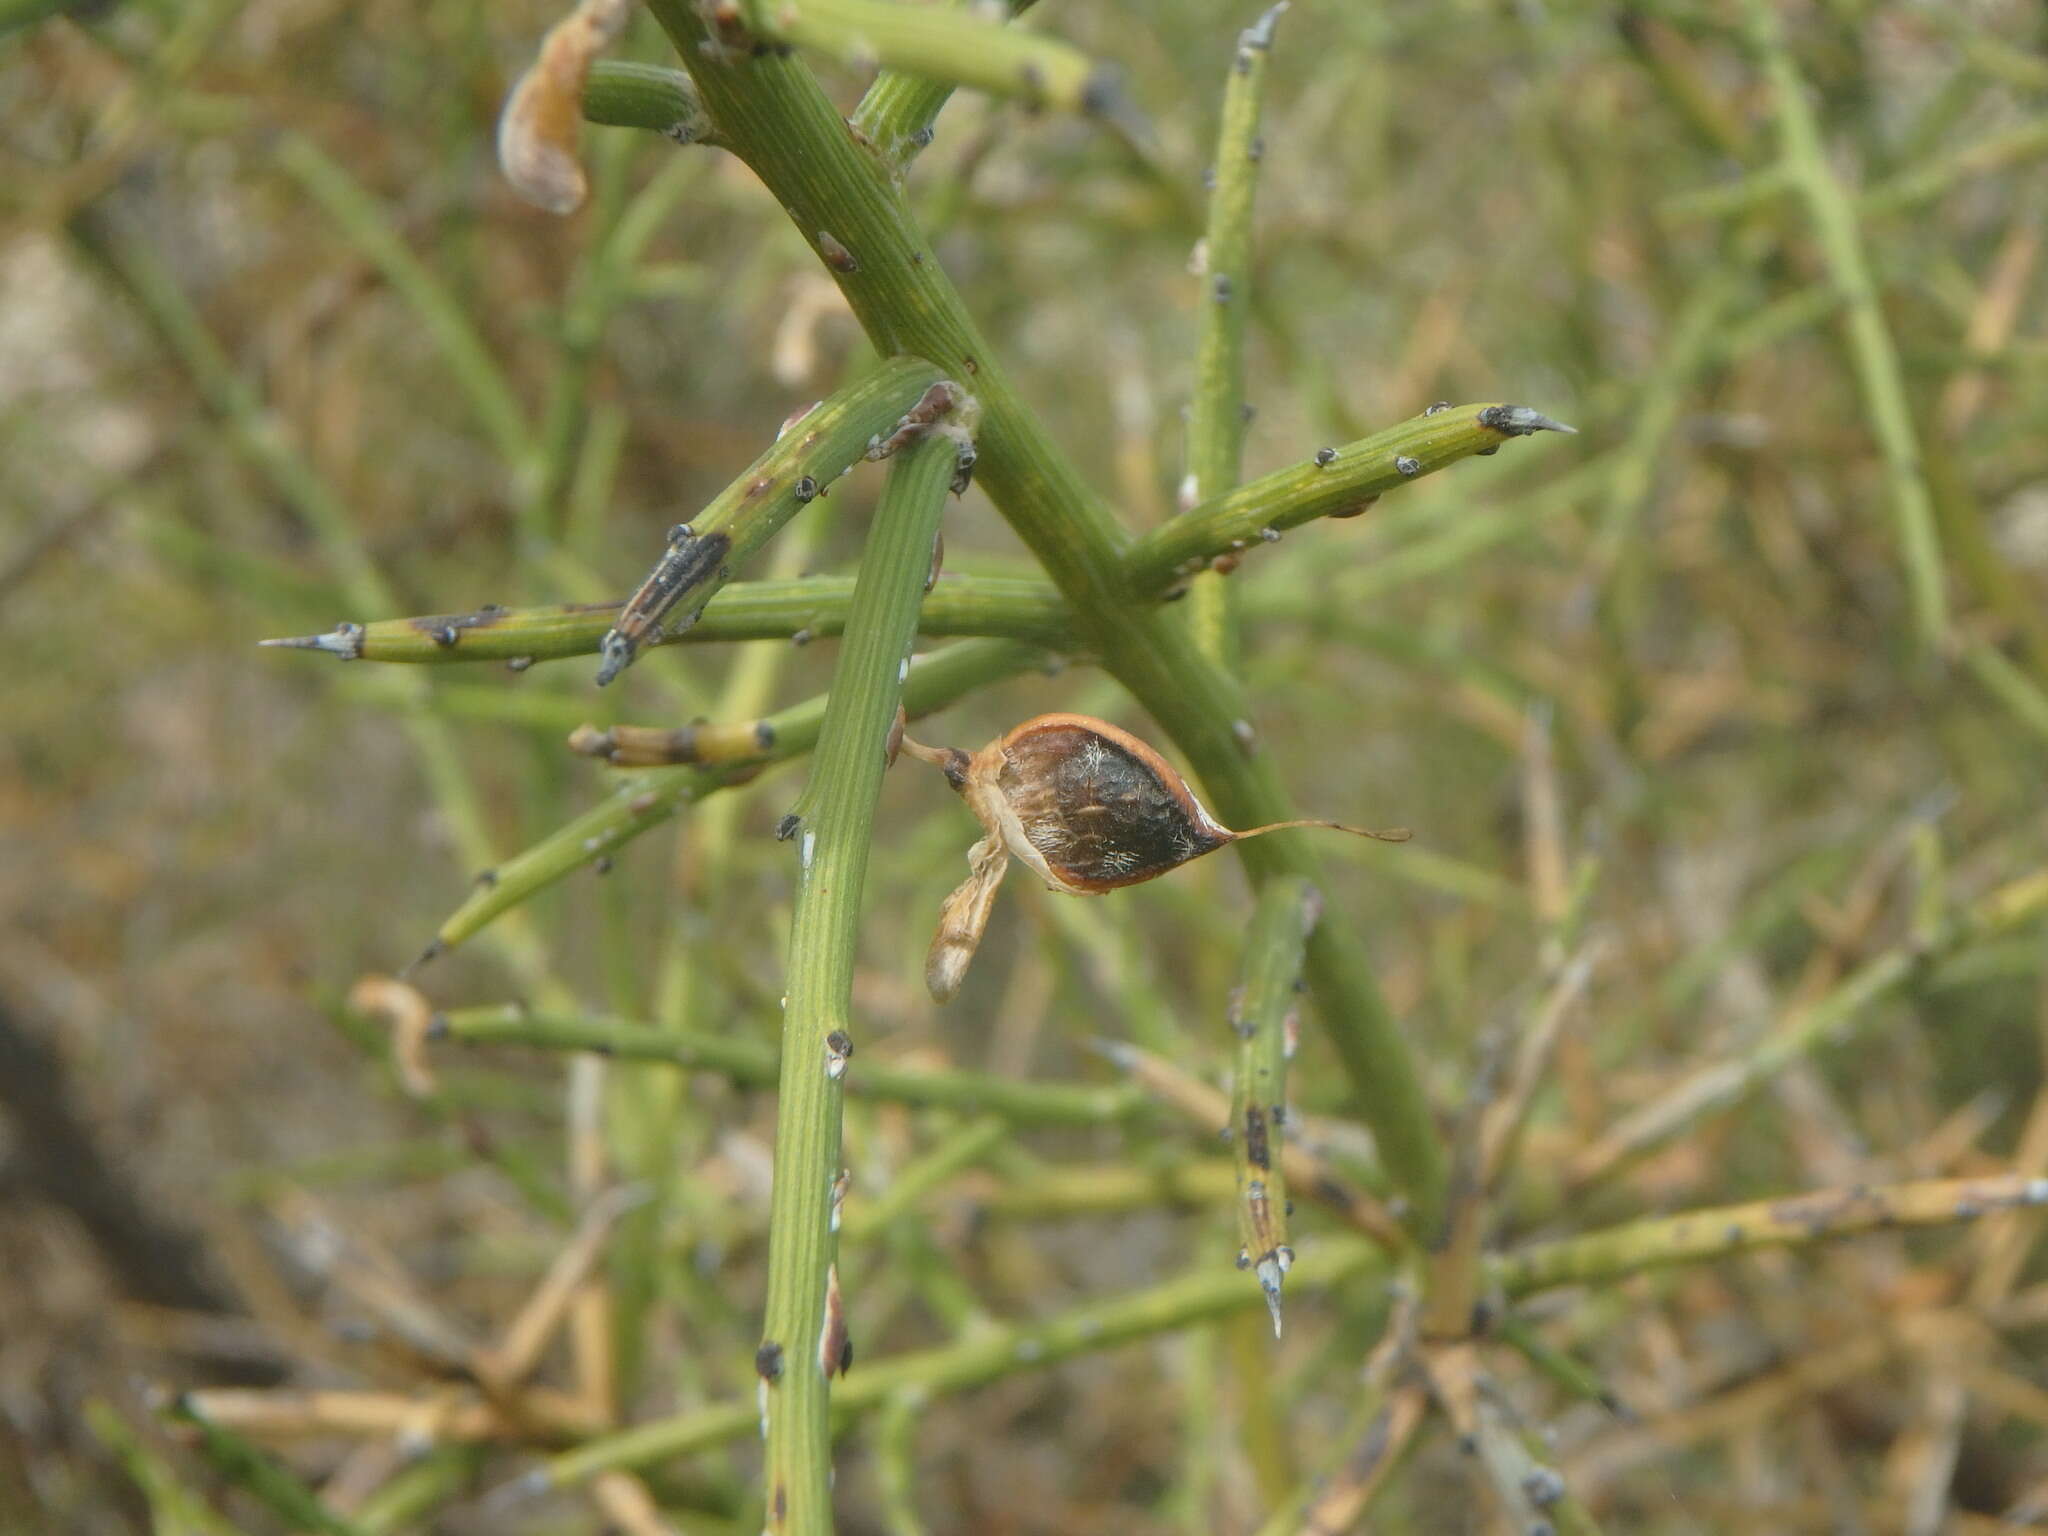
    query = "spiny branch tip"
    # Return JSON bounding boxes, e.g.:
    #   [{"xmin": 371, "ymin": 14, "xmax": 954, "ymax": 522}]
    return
[
  {"xmin": 1481, "ymin": 404, "xmax": 1578, "ymax": 437},
  {"xmin": 1241, "ymin": 1, "xmax": 1288, "ymax": 52}
]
